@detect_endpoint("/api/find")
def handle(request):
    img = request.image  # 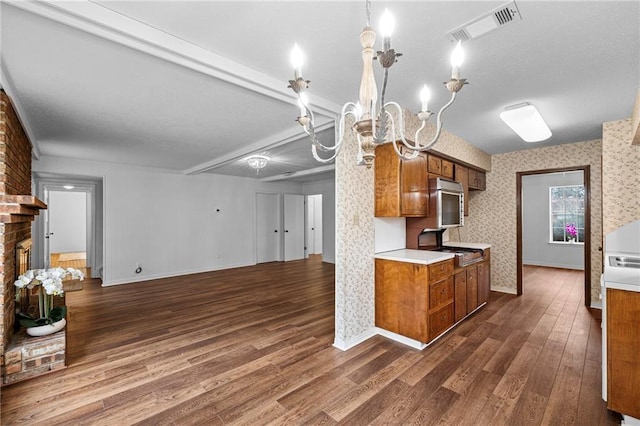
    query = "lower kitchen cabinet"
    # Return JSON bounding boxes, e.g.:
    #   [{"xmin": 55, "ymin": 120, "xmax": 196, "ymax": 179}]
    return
[{"xmin": 376, "ymin": 253, "xmax": 490, "ymax": 345}]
